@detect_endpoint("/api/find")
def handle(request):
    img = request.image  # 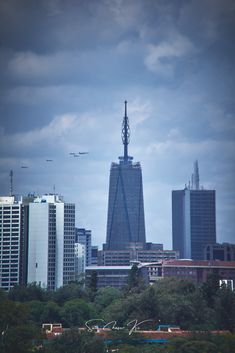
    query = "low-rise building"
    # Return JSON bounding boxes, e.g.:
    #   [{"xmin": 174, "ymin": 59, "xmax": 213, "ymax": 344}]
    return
[
  {"xmin": 141, "ymin": 260, "xmax": 235, "ymax": 287},
  {"xmin": 86, "ymin": 265, "xmax": 132, "ymax": 289},
  {"xmin": 98, "ymin": 249, "xmax": 179, "ymax": 266},
  {"xmin": 85, "ymin": 260, "xmax": 235, "ymax": 289}
]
